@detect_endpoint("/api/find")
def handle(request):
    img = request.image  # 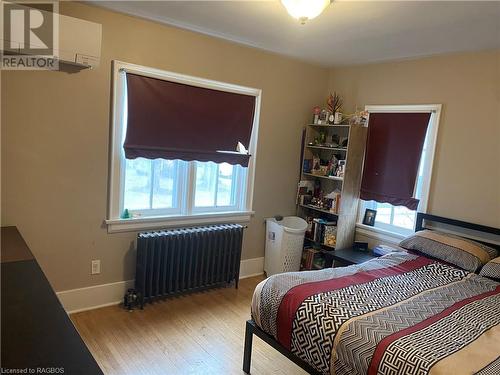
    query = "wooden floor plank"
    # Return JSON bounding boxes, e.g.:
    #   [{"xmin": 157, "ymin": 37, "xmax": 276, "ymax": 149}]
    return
[{"xmin": 71, "ymin": 276, "xmax": 306, "ymax": 375}]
